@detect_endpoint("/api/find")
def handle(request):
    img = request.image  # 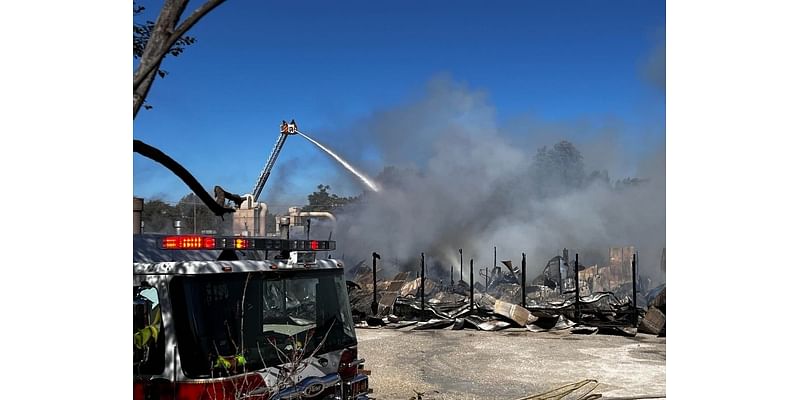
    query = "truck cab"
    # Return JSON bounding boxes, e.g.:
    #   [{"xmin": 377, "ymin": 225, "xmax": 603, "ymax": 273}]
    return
[{"xmin": 134, "ymin": 234, "xmax": 369, "ymax": 400}]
